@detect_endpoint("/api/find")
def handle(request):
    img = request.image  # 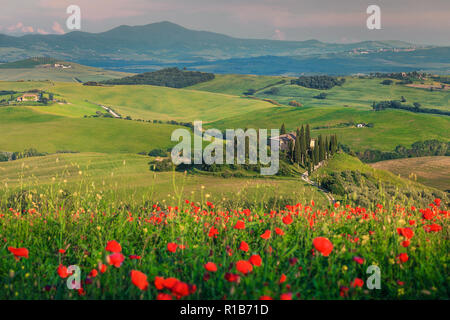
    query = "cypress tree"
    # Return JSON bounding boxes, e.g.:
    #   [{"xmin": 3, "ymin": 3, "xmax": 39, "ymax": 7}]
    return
[
  {"xmin": 280, "ymin": 123, "xmax": 286, "ymax": 135},
  {"xmin": 305, "ymin": 124, "xmax": 311, "ymax": 150},
  {"xmin": 325, "ymin": 136, "xmax": 329, "ymax": 159},
  {"xmin": 300, "ymin": 125, "xmax": 306, "ymax": 165},
  {"xmin": 318, "ymin": 134, "xmax": 324, "ymax": 162},
  {"xmin": 313, "ymin": 143, "xmax": 319, "ymax": 165},
  {"xmin": 294, "ymin": 128, "xmax": 301, "ymax": 164}
]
